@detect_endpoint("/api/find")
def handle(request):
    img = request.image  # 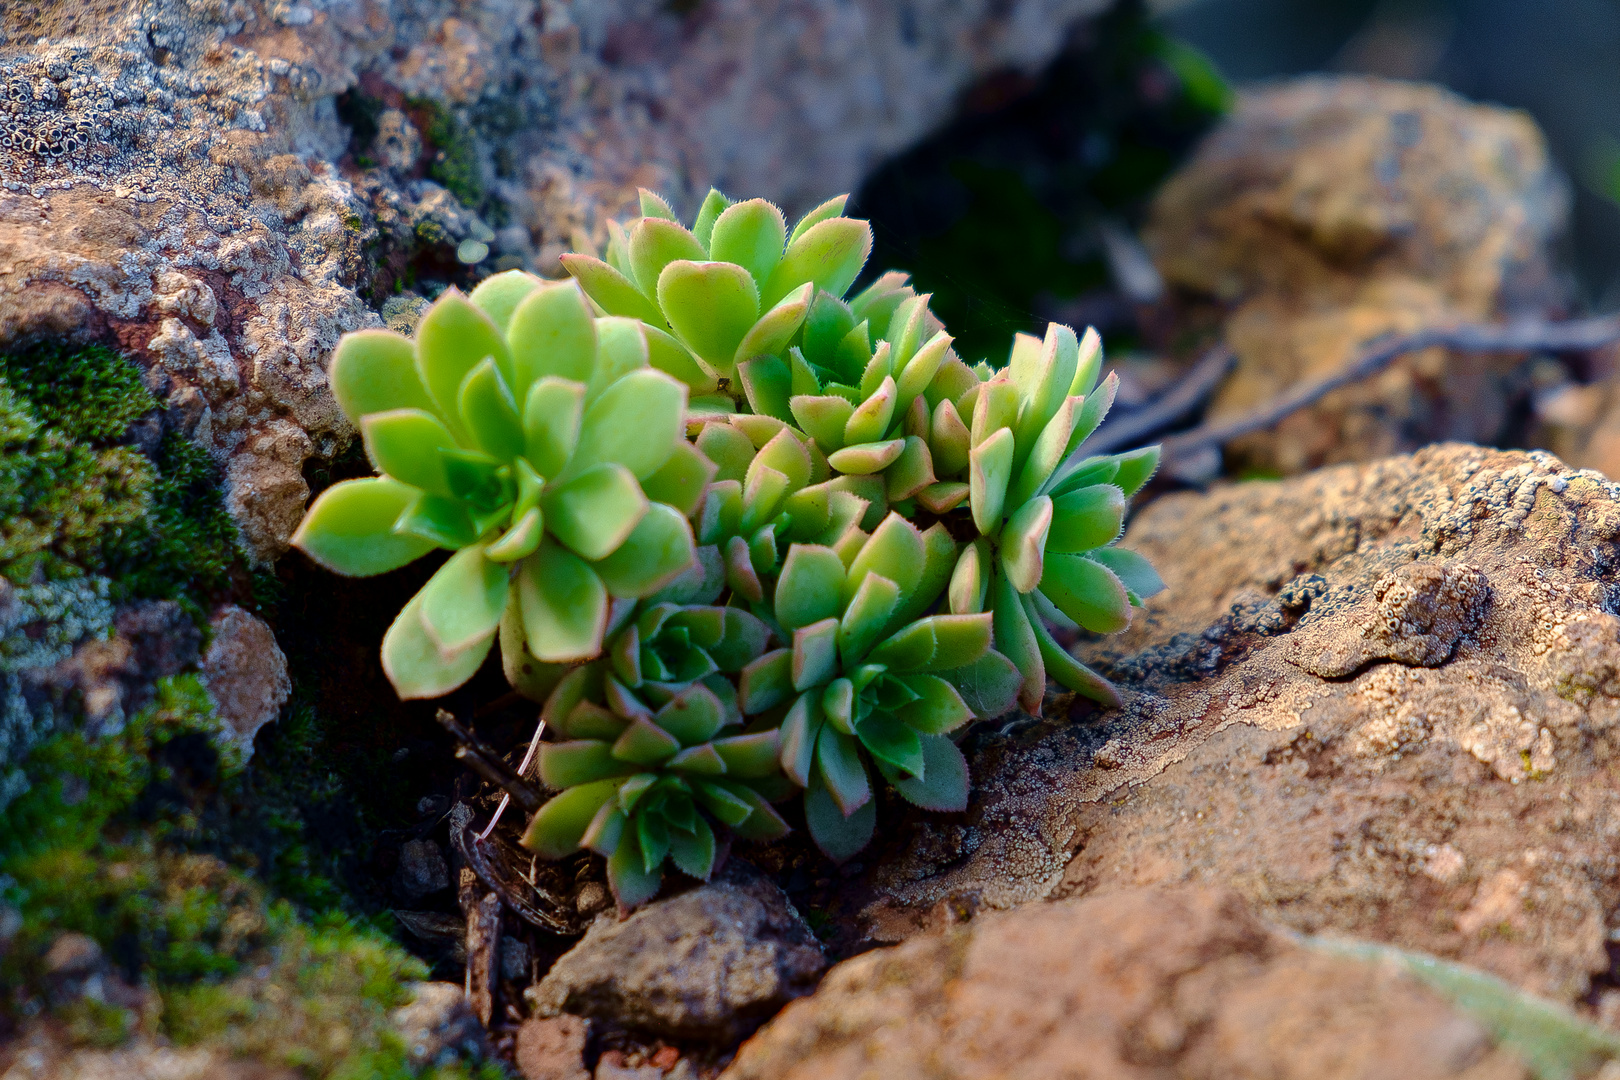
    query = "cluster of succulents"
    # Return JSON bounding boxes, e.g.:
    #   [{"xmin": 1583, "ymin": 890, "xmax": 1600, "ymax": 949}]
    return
[{"xmin": 293, "ymin": 189, "xmax": 1164, "ymax": 906}]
